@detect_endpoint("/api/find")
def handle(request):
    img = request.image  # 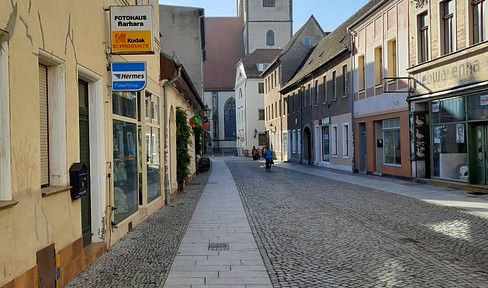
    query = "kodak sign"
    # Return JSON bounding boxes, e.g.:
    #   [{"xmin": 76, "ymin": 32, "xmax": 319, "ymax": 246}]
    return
[{"xmin": 110, "ymin": 5, "xmax": 154, "ymax": 54}]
